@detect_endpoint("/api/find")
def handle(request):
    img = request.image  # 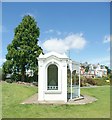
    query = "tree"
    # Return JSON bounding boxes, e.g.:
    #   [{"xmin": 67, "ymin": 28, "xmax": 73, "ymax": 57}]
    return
[
  {"xmin": 0, "ymin": 68, "xmax": 2, "ymax": 80},
  {"xmin": 3, "ymin": 15, "xmax": 43, "ymax": 81},
  {"xmin": 105, "ymin": 66, "xmax": 111, "ymax": 75},
  {"xmin": 85, "ymin": 65, "xmax": 89, "ymax": 72}
]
